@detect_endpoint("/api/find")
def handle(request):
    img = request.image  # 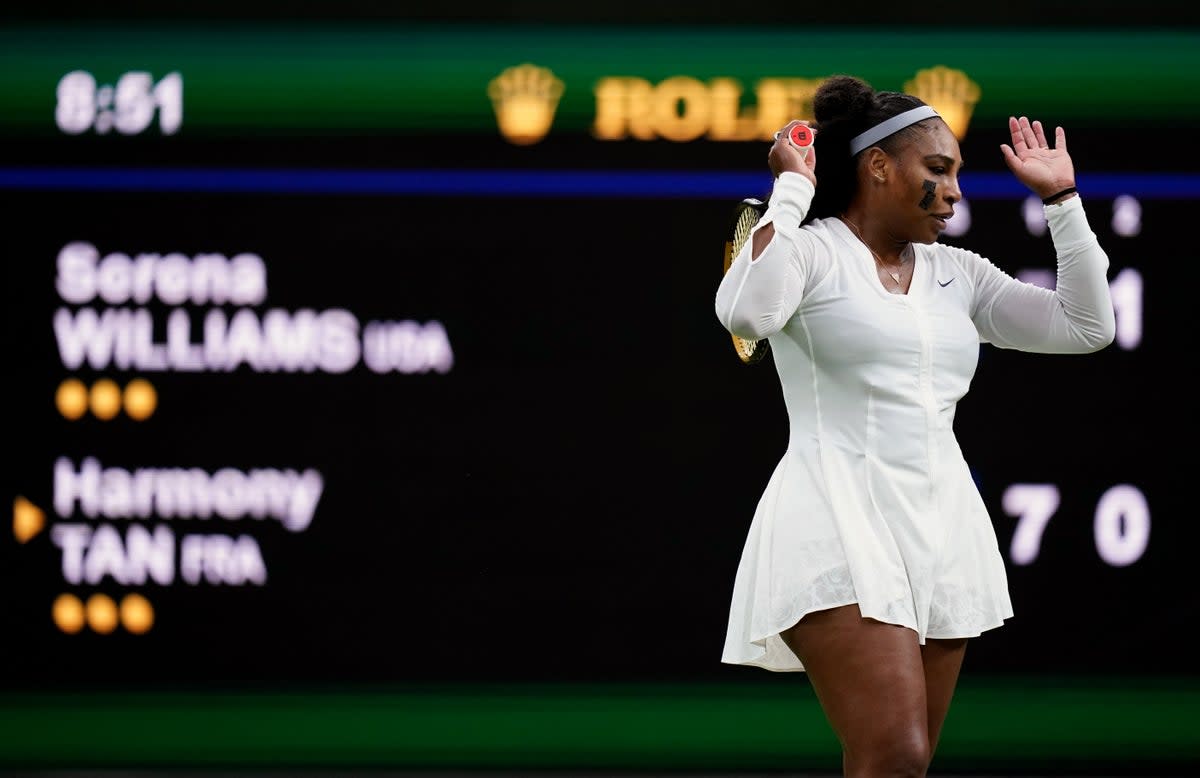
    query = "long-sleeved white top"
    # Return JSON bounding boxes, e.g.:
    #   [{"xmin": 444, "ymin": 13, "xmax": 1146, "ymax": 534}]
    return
[{"xmin": 716, "ymin": 172, "xmax": 1115, "ymax": 672}]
